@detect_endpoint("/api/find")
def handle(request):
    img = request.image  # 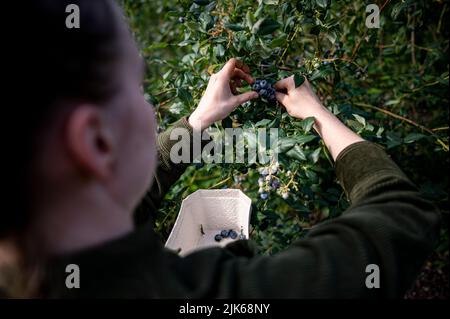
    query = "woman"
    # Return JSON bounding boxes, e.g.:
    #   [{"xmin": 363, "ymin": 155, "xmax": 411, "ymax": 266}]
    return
[{"xmin": 1, "ymin": 0, "xmax": 440, "ymax": 298}]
